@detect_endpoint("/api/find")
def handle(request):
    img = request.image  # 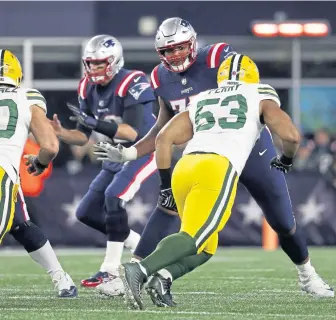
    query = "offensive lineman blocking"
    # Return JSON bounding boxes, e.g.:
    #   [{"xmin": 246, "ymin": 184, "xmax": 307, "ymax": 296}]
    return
[
  {"xmin": 118, "ymin": 54, "xmax": 334, "ymax": 310},
  {"xmin": 94, "ymin": 17, "xmax": 333, "ymax": 303}
]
